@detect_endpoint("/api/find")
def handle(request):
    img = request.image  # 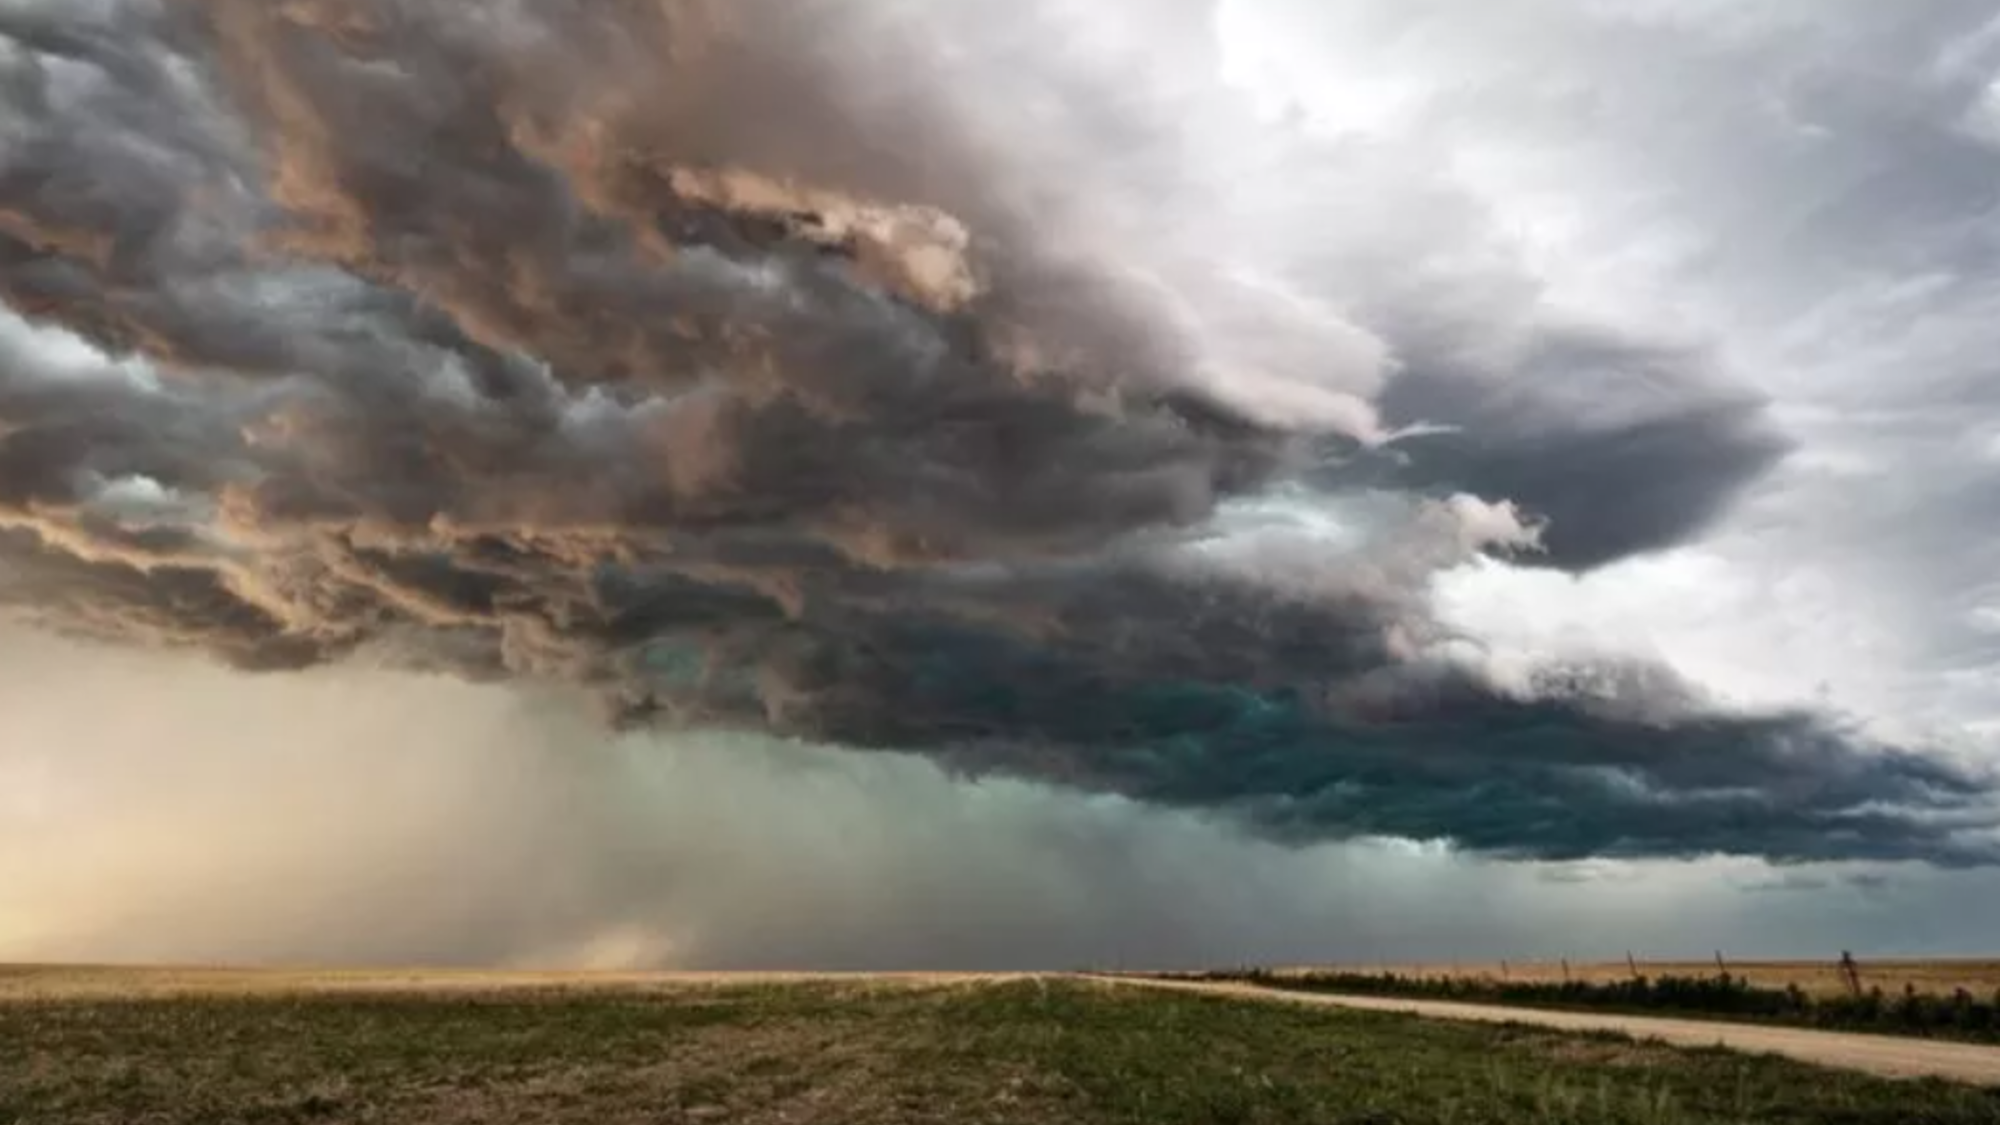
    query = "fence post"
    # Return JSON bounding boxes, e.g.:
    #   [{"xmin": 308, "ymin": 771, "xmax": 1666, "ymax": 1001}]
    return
[
  {"xmin": 1626, "ymin": 951, "xmax": 1640, "ymax": 979},
  {"xmin": 1839, "ymin": 950, "xmax": 1862, "ymax": 997},
  {"xmin": 1714, "ymin": 949, "xmax": 1728, "ymax": 977},
  {"xmin": 1561, "ymin": 957, "xmax": 1571, "ymax": 983}
]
